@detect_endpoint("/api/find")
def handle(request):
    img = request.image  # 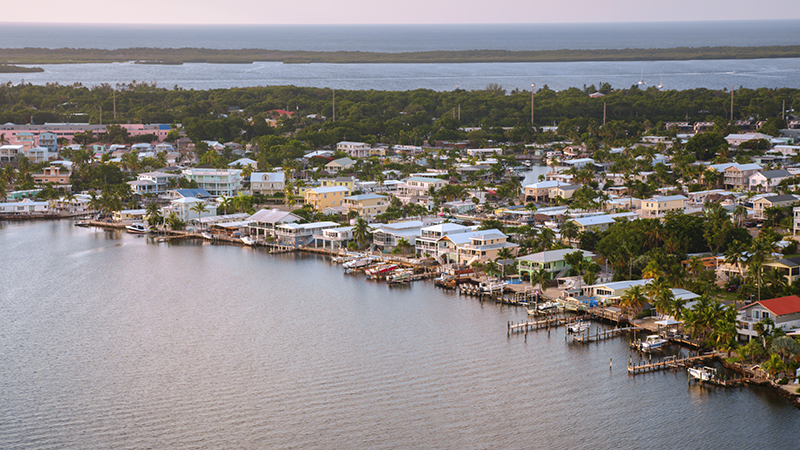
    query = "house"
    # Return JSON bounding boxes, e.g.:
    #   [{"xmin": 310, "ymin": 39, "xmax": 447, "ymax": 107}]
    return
[
  {"xmin": 343, "ymin": 194, "xmax": 389, "ymax": 217},
  {"xmin": 523, "ymin": 181, "xmax": 570, "ymax": 203},
  {"xmin": 396, "ymin": 176, "xmax": 448, "ymax": 205},
  {"xmin": 453, "ymin": 230, "xmax": 518, "ymax": 265},
  {"xmin": 164, "ymin": 188, "xmax": 213, "ymax": 200},
  {"xmin": 181, "ymin": 168, "xmax": 244, "ymax": 197},
  {"xmin": 275, "ymin": 221, "xmax": 340, "ymax": 247},
  {"xmin": 641, "ymin": 195, "xmax": 687, "ymax": 218},
  {"xmin": 0, "ymin": 199, "xmax": 49, "ymax": 214},
  {"xmin": 305, "ymin": 186, "xmax": 350, "ymax": 211},
  {"xmin": 127, "ymin": 171, "xmax": 179, "ymax": 196},
  {"xmin": 336, "ymin": 141, "xmax": 371, "ymax": 154},
  {"xmin": 516, "ymin": 248, "xmax": 596, "ymax": 280},
  {"xmin": 23, "ymin": 146, "xmax": 54, "ymax": 163},
  {"xmin": 570, "ymin": 212, "xmax": 638, "ymax": 234},
  {"xmin": 165, "ymin": 197, "xmax": 217, "ymax": 222},
  {"xmin": 228, "ymin": 157, "xmax": 258, "ymax": 169},
  {"xmin": 32, "ymin": 166, "xmax": 71, "ymax": 186},
  {"xmin": 725, "ymin": 133, "xmax": 773, "ymax": 147},
  {"xmin": 751, "ymin": 194, "xmax": 797, "ymax": 220},
  {"xmin": 371, "ymin": 220, "xmax": 426, "ymax": 253},
  {"xmin": 465, "ymin": 148, "xmax": 503, "ymax": 157},
  {"xmin": 318, "ymin": 226, "xmax": 355, "ymax": 250},
  {"xmin": 246, "ymin": 208, "xmax": 301, "ymax": 238},
  {"xmin": 548, "ymin": 184, "xmax": 581, "ymax": 201},
  {"xmin": 737, "ymin": 295, "xmax": 800, "ymax": 340},
  {"xmin": 749, "ymin": 169, "xmax": 791, "ymax": 193},
  {"xmin": 320, "ymin": 176, "xmax": 356, "ymax": 191},
  {"xmin": 581, "ymin": 279, "xmax": 652, "ymax": 305},
  {"xmin": 250, "ymin": 172, "xmax": 285, "ymax": 196},
  {"xmin": 325, "ymin": 157, "xmax": 356, "ymax": 174},
  {"xmin": 723, "ymin": 163, "xmax": 762, "ymax": 190},
  {"xmin": 0, "ymin": 144, "xmax": 24, "ymax": 164},
  {"xmin": 415, "ymin": 223, "xmax": 475, "ymax": 261},
  {"xmin": 113, "ymin": 209, "xmax": 147, "ymax": 222},
  {"xmin": 764, "ymin": 256, "xmax": 800, "ymax": 285}
]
